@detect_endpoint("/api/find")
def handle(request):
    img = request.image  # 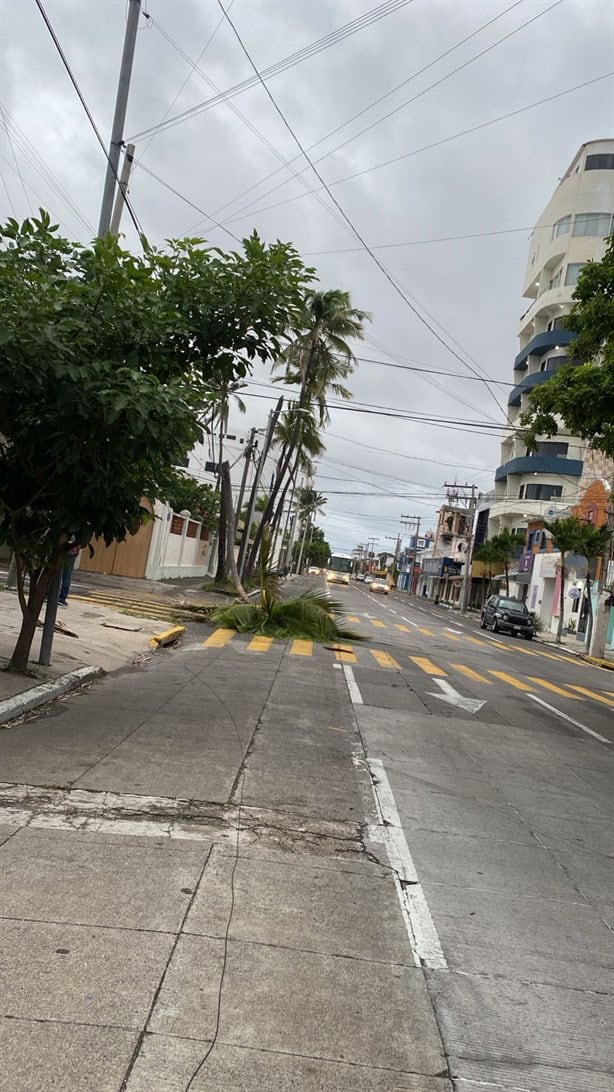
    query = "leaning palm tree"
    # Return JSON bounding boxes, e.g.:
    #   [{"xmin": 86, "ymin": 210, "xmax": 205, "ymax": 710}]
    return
[{"xmin": 244, "ymin": 289, "xmax": 369, "ymax": 578}]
